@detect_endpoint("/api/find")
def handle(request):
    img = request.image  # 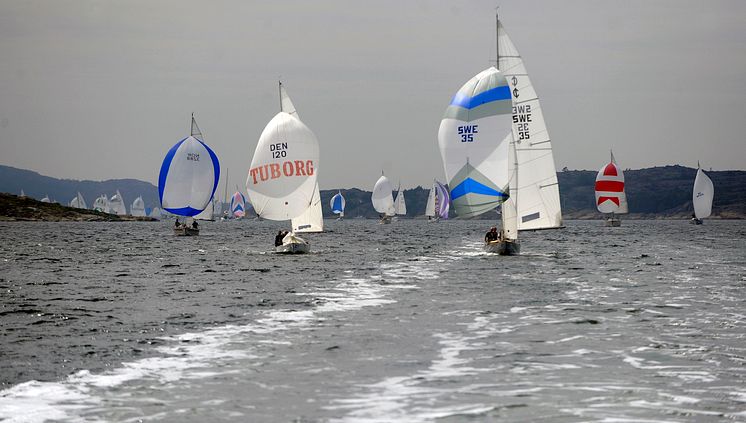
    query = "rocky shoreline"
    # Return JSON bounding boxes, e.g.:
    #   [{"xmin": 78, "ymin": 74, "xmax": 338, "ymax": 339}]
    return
[{"xmin": 0, "ymin": 193, "xmax": 156, "ymax": 222}]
